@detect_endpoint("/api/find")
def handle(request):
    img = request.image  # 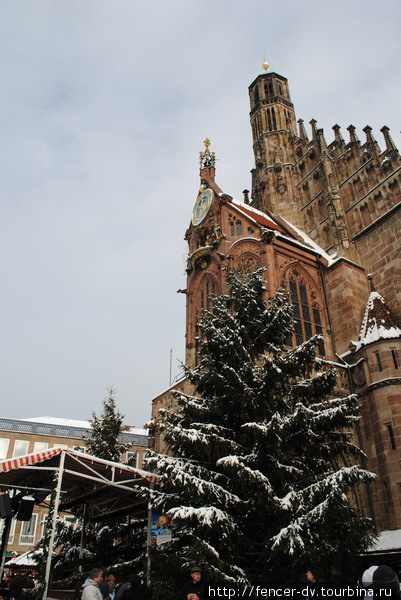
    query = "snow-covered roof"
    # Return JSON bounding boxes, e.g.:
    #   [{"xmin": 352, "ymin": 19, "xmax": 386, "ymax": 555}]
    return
[
  {"xmin": 351, "ymin": 291, "xmax": 401, "ymax": 351},
  {"xmin": 21, "ymin": 416, "xmax": 147, "ymax": 436},
  {"xmin": 4, "ymin": 549, "xmax": 44, "ymax": 567},
  {"xmin": 367, "ymin": 529, "xmax": 401, "ymax": 554},
  {"xmin": 280, "ymin": 218, "xmax": 337, "ymax": 265},
  {"xmin": 230, "ymin": 198, "xmax": 286, "ymax": 233},
  {"xmin": 22, "ymin": 416, "xmax": 90, "ymax": 428}
]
